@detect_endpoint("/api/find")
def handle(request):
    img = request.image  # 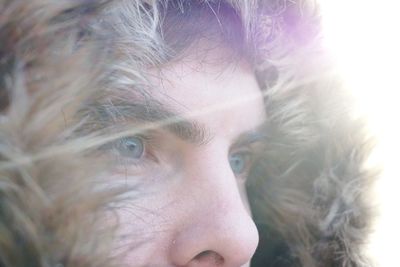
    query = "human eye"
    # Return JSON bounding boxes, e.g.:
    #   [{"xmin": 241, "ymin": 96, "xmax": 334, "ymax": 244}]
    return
[
  {"xmin": 228, "ymin": 150, "xmax": 253, "ymax": 178},
  {"xmin": 115, "ymin": 136, "xmax": 145, "ymax": 160},
  {"xmin": 109, "ymin": 135, "xmax": 157, "ymax": 168}
]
